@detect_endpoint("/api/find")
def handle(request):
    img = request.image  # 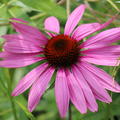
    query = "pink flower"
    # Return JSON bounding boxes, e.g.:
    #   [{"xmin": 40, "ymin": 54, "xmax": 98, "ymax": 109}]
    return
[{"xmin": 1, "ymin": 4, "xmax": 120, "ymax": 117}]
